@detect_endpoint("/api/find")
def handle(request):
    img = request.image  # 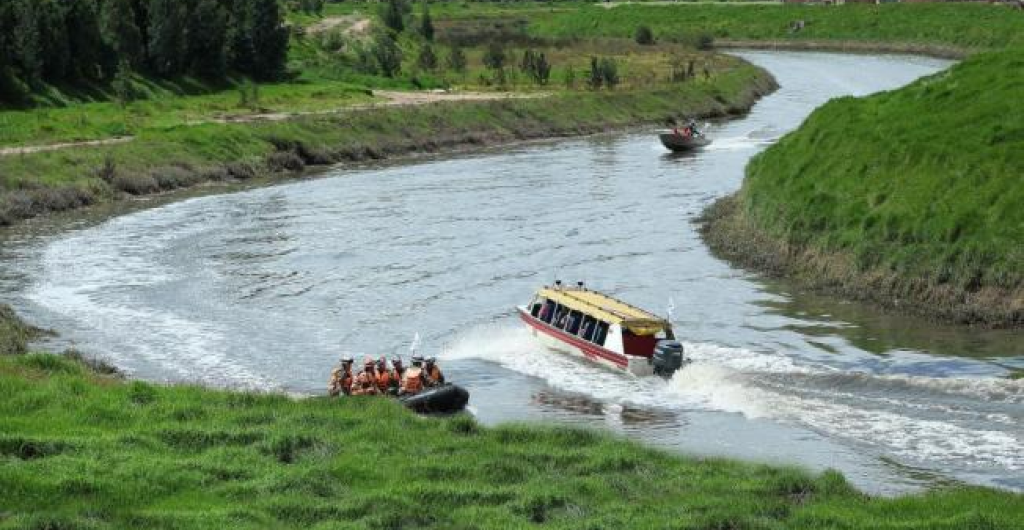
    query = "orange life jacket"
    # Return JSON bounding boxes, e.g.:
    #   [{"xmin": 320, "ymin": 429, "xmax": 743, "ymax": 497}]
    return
[
  {"xmin": 328, "ymin": 367, "xmax": 354, "ymax": 396},
  {"xmin": 401, "ymin": 367, "xmax": 424, "ymax": 394},
  {"xmin": 376, "ymin": 369, "xmax": 392, "ymax": 392},
  {"xmin": 351, "ymin": 371, "xmax": 379, "ymax": 396}
]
